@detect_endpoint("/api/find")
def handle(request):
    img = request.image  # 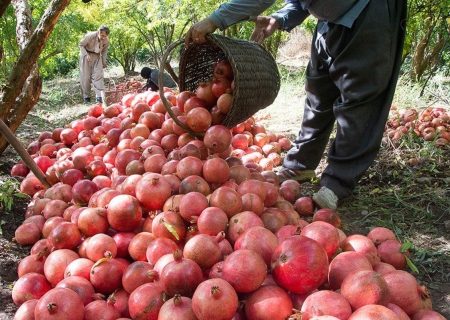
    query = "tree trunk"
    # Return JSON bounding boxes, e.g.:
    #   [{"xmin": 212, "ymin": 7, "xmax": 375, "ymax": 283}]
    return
[
  {"xmin": 0, "ymin": 0, "xmax": 70, "ymax": 122},
  {"xmin": 0, "ymin": 0, "xmax": 70, "ymax": 156}
]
